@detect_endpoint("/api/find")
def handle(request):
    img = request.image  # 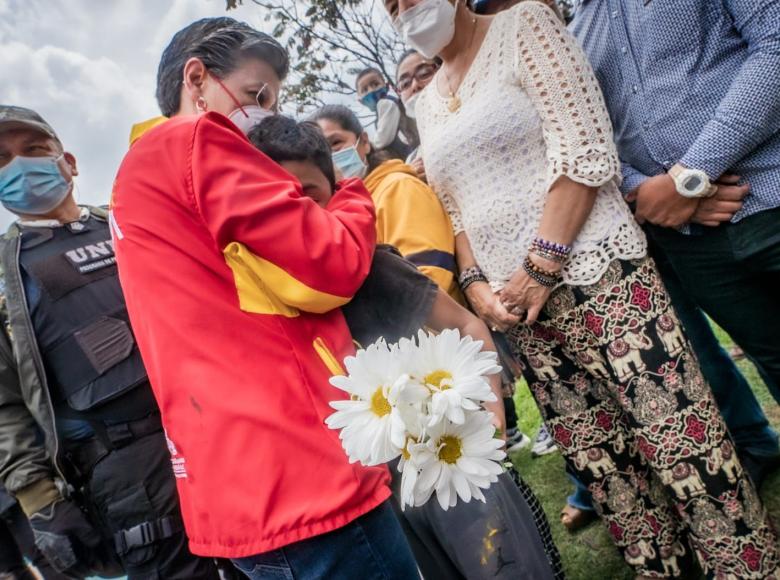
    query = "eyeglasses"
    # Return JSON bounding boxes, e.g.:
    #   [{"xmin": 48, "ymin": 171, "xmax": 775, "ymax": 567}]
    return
[
  {"xmin": 255, "ymin": 83, "xmax": 278, "ymax": 111},
  {"xmin": 397, "ymin": 63, "xmax": 439, "ymax": 93},
  {"xmin": 214, "ymin": 76, "xmax": 278, "ymax": 113}
]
